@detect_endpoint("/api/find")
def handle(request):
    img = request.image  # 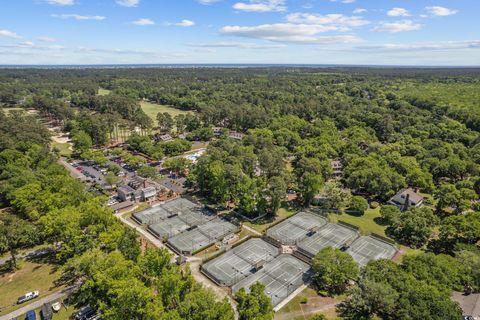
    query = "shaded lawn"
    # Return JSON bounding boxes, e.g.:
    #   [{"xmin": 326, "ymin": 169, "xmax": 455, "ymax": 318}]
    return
[
  {"xmin": 0, "ymin": 261, "xmax": 64, "ymax": 316},
  {"xmin": 275, "ymin": 287, "xmax": 339, "ymax": 320},
  {"xmin": 243, "ymin": 207, "xmax": 296, "ymax": 233},
  {"xmin": 328, "ymin": 207, "xmax": 389, "ymax": 238}
]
